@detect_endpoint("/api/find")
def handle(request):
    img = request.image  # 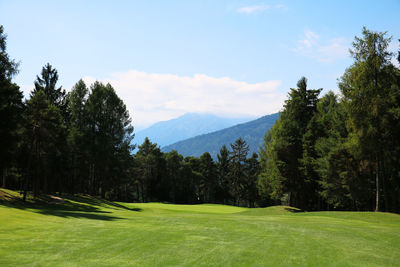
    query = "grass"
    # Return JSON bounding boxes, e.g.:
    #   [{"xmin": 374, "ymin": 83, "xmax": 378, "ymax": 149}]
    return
[{"xmin": 1, "ymin": 188, "xmax": 400, "ymax": 266}]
